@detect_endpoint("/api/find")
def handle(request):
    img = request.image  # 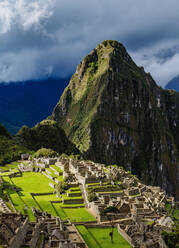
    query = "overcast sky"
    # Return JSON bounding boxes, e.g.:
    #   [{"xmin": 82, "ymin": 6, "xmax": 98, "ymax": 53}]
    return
[{"xmin": 0, "ymin": 0, "xmax": 179, "ymax": 87}]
